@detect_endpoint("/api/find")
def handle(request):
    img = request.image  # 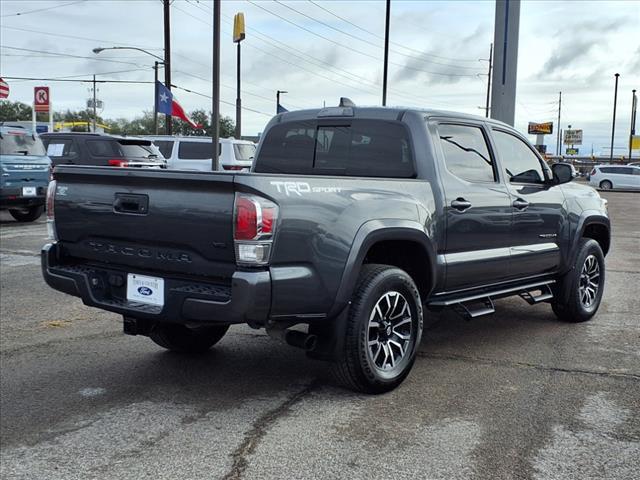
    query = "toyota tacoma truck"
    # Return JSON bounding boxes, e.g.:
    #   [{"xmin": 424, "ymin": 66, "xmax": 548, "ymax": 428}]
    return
[{"xmin": 42, "ymin": 101, "xmax": 610, "ymax": 393}]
